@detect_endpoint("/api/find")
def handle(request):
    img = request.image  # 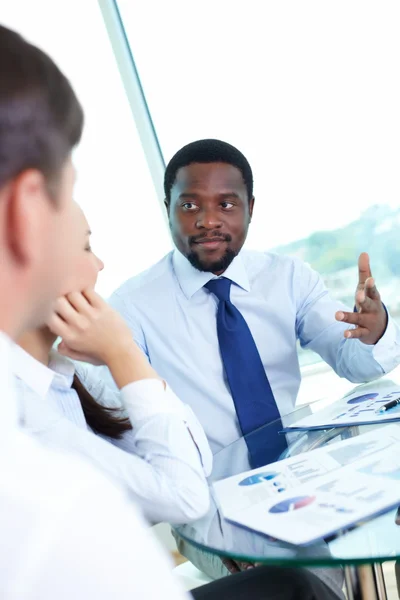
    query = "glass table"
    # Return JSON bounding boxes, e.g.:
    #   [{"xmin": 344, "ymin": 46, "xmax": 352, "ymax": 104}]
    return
[{"xmin": 175, "ymin": 396, "xmax": 400, "ymax": 600}]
